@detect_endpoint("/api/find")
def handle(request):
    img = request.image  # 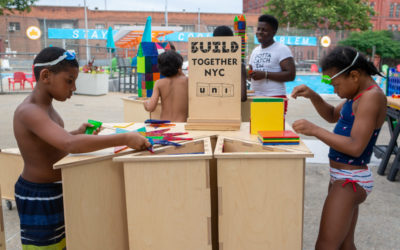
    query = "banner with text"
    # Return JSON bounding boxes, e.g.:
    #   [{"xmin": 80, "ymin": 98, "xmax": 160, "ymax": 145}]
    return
[{"xmin": 254, "ymin": 35, "xmax": 317, "ymax": 46}]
